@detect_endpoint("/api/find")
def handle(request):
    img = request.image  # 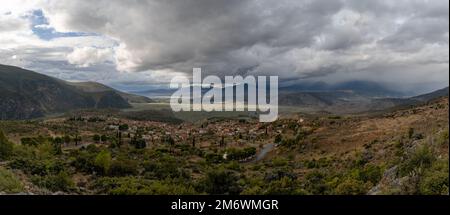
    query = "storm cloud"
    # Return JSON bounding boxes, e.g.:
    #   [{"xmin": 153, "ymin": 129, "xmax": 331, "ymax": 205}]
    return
[{"xmin": 1, "ymin": 0, "xmax": 449, "ymax": 93}]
